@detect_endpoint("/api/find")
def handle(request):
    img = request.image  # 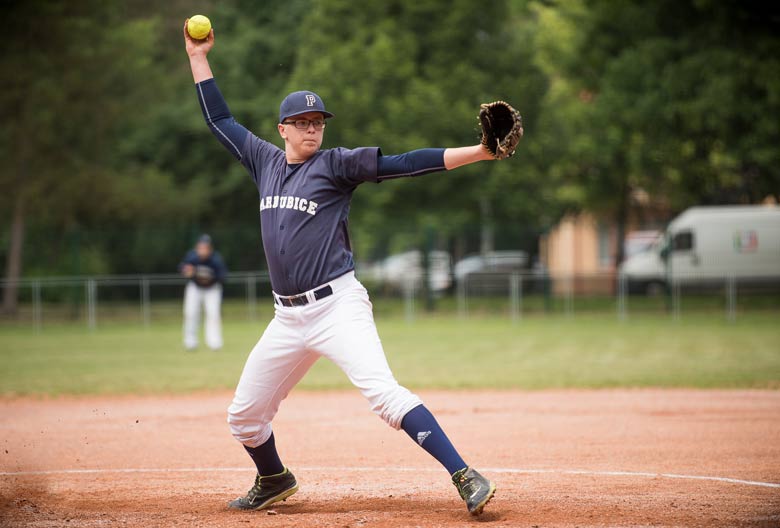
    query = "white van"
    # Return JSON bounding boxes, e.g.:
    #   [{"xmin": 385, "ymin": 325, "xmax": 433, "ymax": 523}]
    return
[{"xmin": 619, "ymin": 205, "xmax": 780, "ymax": 294}]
